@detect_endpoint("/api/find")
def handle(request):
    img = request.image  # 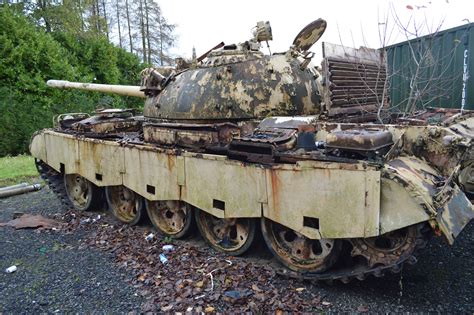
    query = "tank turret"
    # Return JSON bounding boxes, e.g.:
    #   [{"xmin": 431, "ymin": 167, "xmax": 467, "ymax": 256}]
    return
[
  {"xmin": 140, "ymin": 19, "xmax": 327, "ymax": 121},
  {"xmin": 47, "ymin": 19, "xmax": 328, "ymax": 122}
]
